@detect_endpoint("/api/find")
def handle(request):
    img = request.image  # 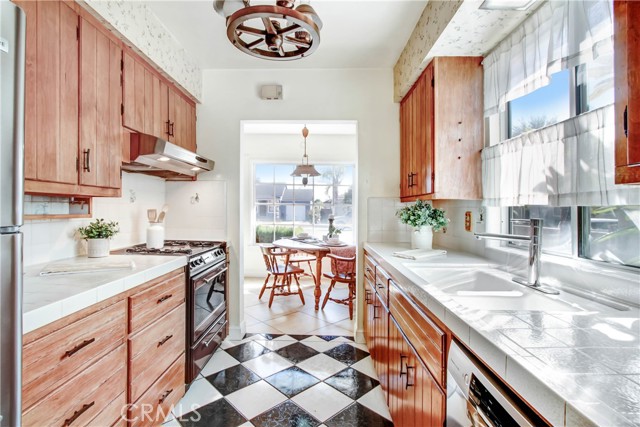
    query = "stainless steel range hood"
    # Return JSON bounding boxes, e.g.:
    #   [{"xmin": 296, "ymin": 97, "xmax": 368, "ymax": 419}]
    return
[{"xmin": 122, "ymin": 133, "xmax": 214, "ymax": 179}]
